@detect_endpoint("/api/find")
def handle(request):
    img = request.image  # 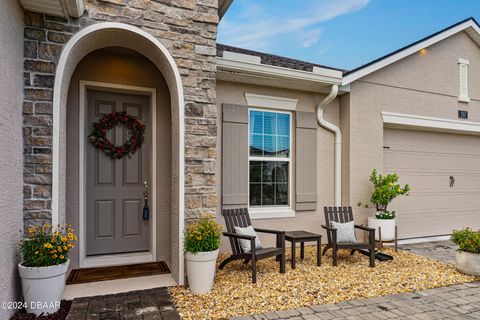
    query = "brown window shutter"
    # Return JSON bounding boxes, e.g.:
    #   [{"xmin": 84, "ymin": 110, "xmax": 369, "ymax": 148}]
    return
[
  {"xmin": 295, "ymin": 112, "xmax": 317, "ymax": 211},
  {"xmin": 222, "ymin": 104, "xmax": 248, "ymax": 208}
]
